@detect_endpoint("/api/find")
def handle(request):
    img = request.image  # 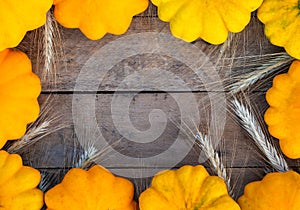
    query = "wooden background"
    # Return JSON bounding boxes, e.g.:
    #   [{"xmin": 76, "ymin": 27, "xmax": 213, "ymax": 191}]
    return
[{"xmin": 10, "ymin": 5, "xmax": 300, "ymax": 200}]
